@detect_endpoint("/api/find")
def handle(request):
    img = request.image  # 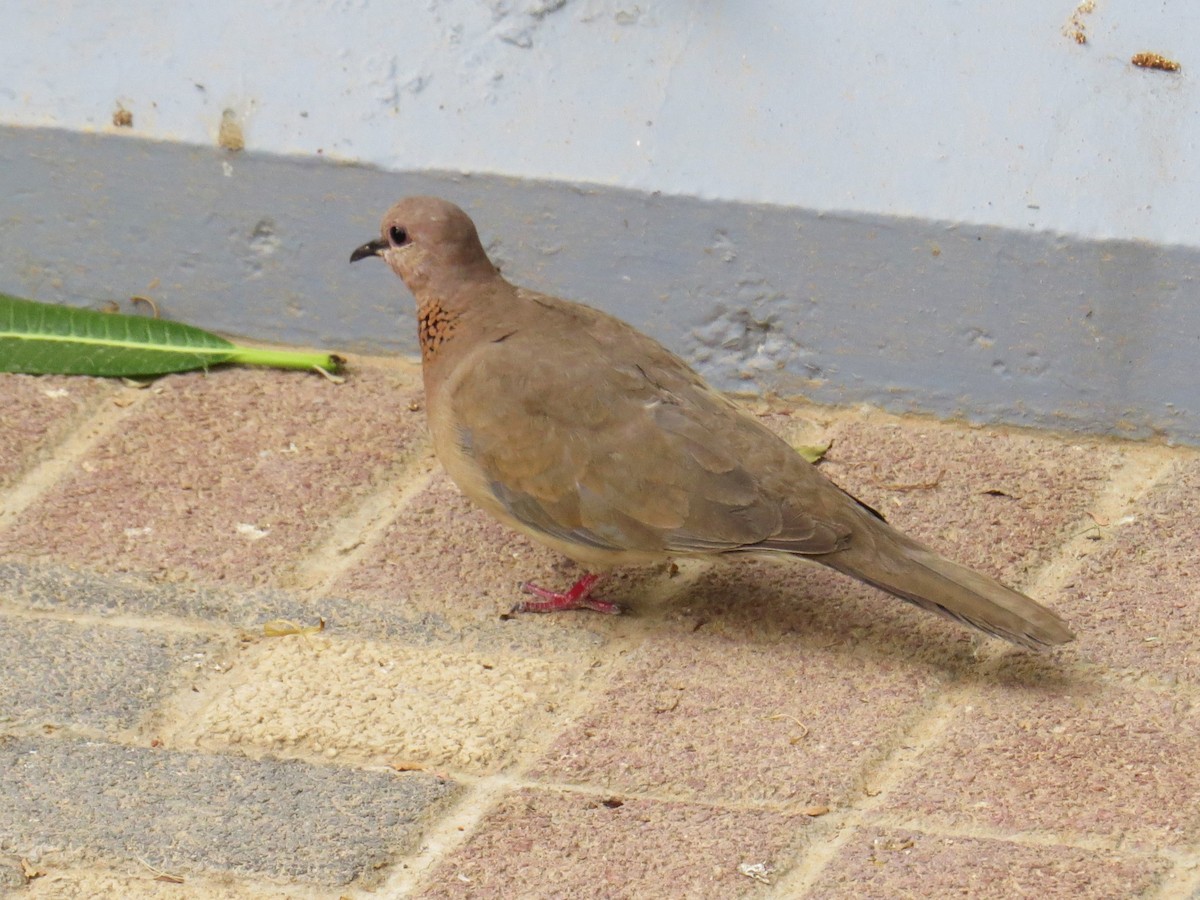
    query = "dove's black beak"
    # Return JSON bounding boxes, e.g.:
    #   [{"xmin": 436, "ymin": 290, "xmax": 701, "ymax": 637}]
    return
[{"xmin": 350, "ymin": 238, "xmax": 387, "ymax": 263}]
